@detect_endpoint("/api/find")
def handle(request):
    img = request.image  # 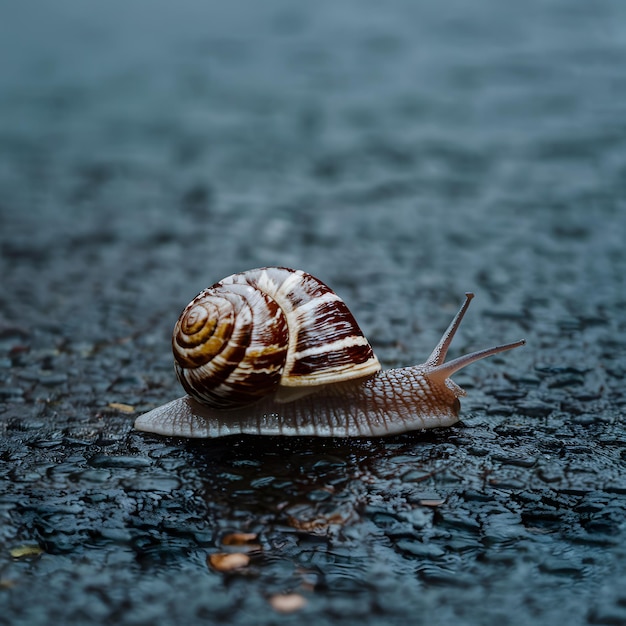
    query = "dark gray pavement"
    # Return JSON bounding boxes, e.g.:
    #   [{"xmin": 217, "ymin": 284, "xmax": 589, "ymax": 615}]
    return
[{"xmin": 1, "ymin": 1, "xmax": 625, "ymax": 624}]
